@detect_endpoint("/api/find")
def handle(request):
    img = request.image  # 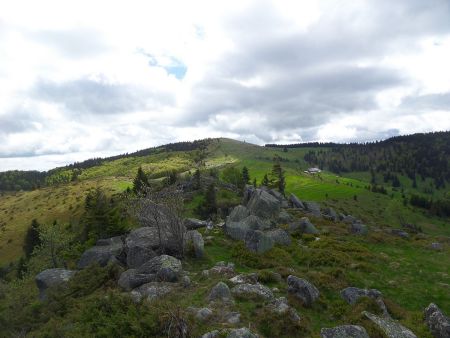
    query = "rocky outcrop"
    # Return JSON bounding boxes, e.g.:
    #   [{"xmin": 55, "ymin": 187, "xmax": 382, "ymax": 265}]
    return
[
  {"xmin": 228, "ymin": 205, "xmax": 251, "ymax": 222},
  {"xmin": 186, "ymin": 230, "xmax": 204, "ymax": 258},
  {"xmin": 320, "ymin": 325, "xmax": 369, "ymax": 338},
  {"xmin": 245, "ymin": 230, "xmax": 274, "ymax": 254},
  {"xmin": 289, "ymin": 193, "xmax": 305, "ymax": 209},
  {"xmin": 277, "ymin": 210, "xmax": 294, "ymax": 224},
  {"xmin": 289, "ymin": 217, "xmax": 319, "ymax": 235},
  {"xmin": 35, "ymin": 268, "xmax": 76, "ymax": 300},
  {"xmin": 224, "ymin": 214, "xmax": 271, "ymax": 241},
  {"xmin": 208, "ymin": 281, "xmax": 232, "ymax": 302},
  {"xmin": 287, "ymin": 275, "xmax": 320, "ymax": 307},
  {"xmin": 137, "ymin": 254, "xmax": 182, "ymax": 282},
  {"xmin": 125, "ymin": 227, "xmax": 160, "ymax": 268},
  {"xmin": 363, "ymin": 311, "xmax": 417, "ymax": 338},
  {"xmin": 303, "ymin": 201, "xmax": 321, "ymax": 218},
  {"xmin": 424, "ymin": 303, "xmax": 450, "ymax": 338},
  {"xmin": 77, "ymin": 237, "xmax": 124, "ymax": 269},
  {"xmin": 231, "ymin": 283, "xmax": 274, "ymax": 300},
  {"xmin": 247, "ymin": 189, "xmax": 281, "ymax": 219},
  {"xmin": 242, "ymin": 185, "xmax": 256, "ymax": 205},
  {"xmin": 268, "ymin": 297, "xmax": 301, "ymax": 322}
]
